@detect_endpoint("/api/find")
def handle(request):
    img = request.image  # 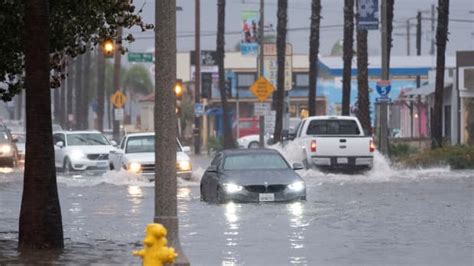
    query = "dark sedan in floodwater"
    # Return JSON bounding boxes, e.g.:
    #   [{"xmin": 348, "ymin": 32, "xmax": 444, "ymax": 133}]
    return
[{"xmin": 200, "ymin": 149, "xmax": 306, "ymax": 203}]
